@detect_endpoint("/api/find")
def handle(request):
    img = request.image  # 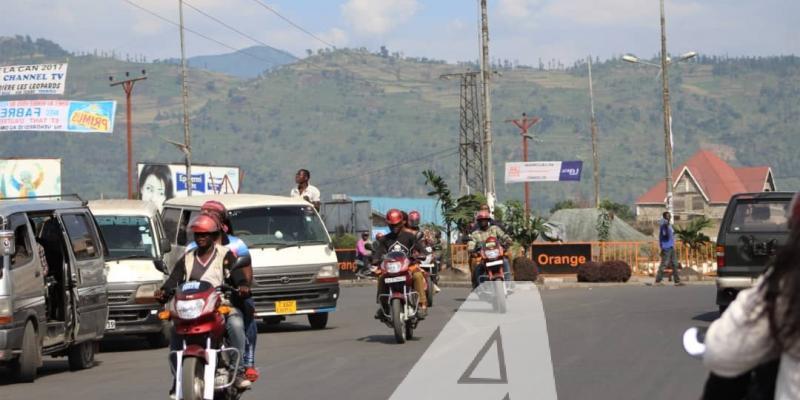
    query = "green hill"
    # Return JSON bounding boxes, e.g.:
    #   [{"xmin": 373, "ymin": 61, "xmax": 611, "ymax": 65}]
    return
[{"xmin": 1, "ymin": 37, "xmax": 798, "ymax": 213}]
